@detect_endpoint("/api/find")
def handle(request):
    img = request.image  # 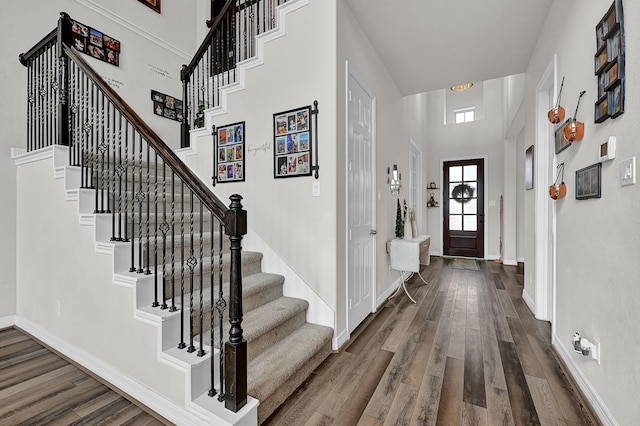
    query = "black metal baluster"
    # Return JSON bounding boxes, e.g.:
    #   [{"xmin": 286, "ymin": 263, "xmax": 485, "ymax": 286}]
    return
[
  {"xmin": 159, "ymin": 162, "xmax": 168, "ymax": 310},
  {"xmin": 129, "ymin": 129, "xmax": 136, "ymax": 272},
  {"xmin": 44, "ymin": 47, "xmax": 49, "ymax": 147},
  {"xmin": 26, "ymin": 59, "xmax": 32, "ymax": 152},
  {"xmin": 114, "ymin": 113, "xmax": 124, "ymax": 241},
  {"xmin": 217, "ymin": 219, "xmax": 225, "ymax": 402},
  {"xmin": 80, "ymin": 72, "xmax": 87, "ymax": 188},
  {"xmin": 198, "ymin": 201, "xmax": 205, "ymax": 357},
  {"xmin": 137, "ymin": 133, "xmax": 144, "ymax": 274},
  {"xmin": 106, "ymin": 102, "xmax": 112, "ymax": 214},
  {"xmin": 178, "ymin": 181, "xmax": 186, "ymax": 349},
  {"xmin": 96, "ymin": 93, "xmax": 106, "ymax": 214},
  {"xmin": 122, "ymin": 122, "xmax": 130, "ymax": 243},
  {"xmin": 187, "ymin": 193, "xmax": 196, "ymax": 353},
  {"xmin": 37, "ymin": 55, "xmax": 42, "ymax": 150},
  {"xmin": 169, "ymin": 169, "xmax": 176, "ymax": 312},
  {"xmin": 208, "ymin": 210, "xmax": 217, "ymax": 398},
  {"xmin": 145, "ymin": 143, "xmax": 151, "ymax": 275},
  {"xmin": 152, "ymin": 152, "xmax": 159, "ymax": 307}
]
